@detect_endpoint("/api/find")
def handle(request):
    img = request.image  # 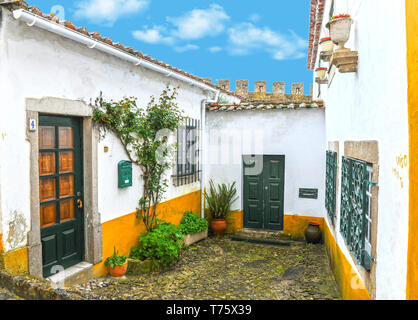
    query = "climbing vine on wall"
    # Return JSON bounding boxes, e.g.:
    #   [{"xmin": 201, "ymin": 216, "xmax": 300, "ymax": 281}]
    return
[{"xmin": 92, "ymin": 87, "xmax": 184, "ymax": 231}]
